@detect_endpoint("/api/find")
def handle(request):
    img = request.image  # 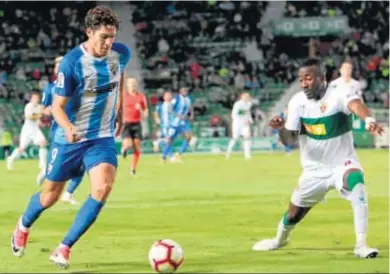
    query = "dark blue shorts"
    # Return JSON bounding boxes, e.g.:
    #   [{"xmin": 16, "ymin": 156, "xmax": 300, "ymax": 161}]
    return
[{"xmin": 46, "ymin": 137, "xmax": 117, "ymax": 182}]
